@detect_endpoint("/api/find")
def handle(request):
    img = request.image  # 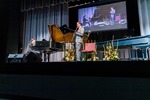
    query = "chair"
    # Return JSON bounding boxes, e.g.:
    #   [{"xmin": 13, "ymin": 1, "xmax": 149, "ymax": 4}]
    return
[
  {"xmin": 81, "ymin": 43, "xmax": 96, "ymax": 61},
  {"xmin": 82, "ymin": 43, "xmax": 96, "ymax": 52}
]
